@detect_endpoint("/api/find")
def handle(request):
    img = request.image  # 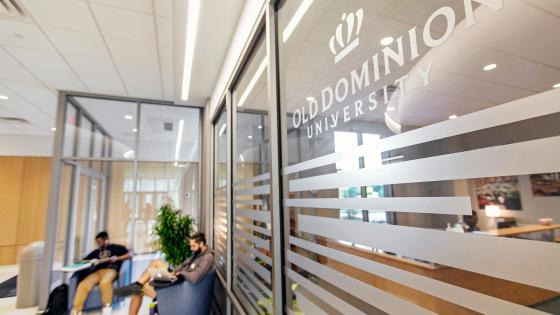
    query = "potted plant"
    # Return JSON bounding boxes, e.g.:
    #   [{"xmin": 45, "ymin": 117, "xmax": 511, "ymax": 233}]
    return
[{"xmin": 152, "ymin": 204, "xmax": 193, "ymax": 266}]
